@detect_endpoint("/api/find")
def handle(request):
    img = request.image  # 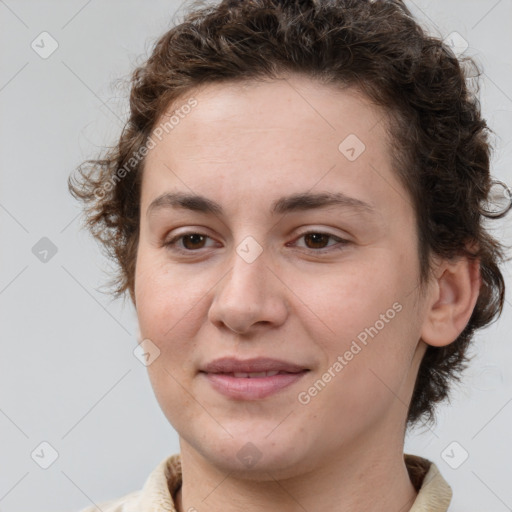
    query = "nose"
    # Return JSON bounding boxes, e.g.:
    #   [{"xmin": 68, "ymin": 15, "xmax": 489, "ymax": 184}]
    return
[{"xmin": 207, "ymin": 245, "xmax": 288, "ymax": 335}]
